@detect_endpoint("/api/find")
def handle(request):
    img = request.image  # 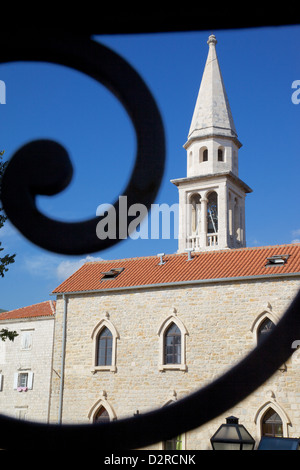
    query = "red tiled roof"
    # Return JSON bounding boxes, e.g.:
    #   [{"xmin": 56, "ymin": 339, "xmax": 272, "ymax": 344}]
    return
[
  {"xmin": 0, "ymin": 301, "xmax": 56, "ymax": 321},
  {"xmin": 52, "ymin": 244, "xmax": 300, "ymax": 294}
]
